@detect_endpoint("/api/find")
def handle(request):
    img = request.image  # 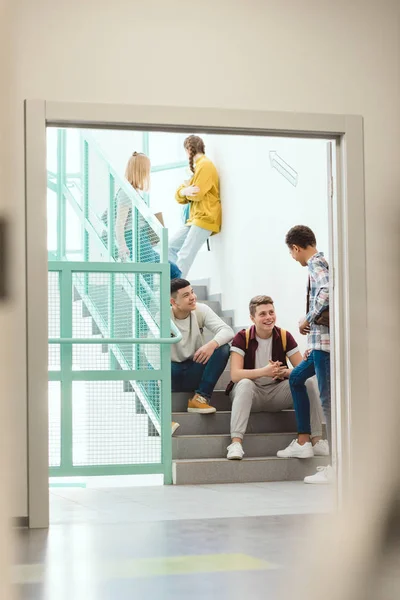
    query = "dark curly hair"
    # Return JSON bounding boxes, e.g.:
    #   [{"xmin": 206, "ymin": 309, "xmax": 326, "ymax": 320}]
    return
[
  {"xmin": 184, "ymin": 135, "xmax": 205, "ymax": 173},
  {"xmin": 285, "ymin": 225, "xmax": 317, "ymax": 249}
]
